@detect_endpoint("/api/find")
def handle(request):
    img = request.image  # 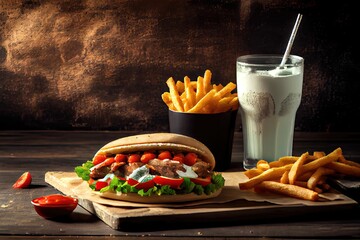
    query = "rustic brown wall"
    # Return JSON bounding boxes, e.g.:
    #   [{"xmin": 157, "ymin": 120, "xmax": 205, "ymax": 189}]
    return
[{"xmin": 0, "ymin": 0, "xmax": 359, "ymax": 132}]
